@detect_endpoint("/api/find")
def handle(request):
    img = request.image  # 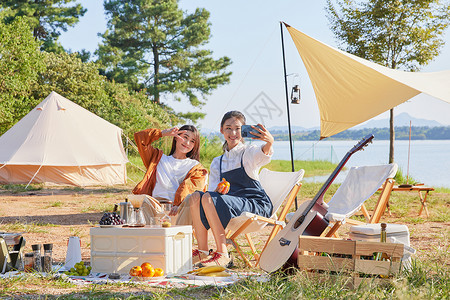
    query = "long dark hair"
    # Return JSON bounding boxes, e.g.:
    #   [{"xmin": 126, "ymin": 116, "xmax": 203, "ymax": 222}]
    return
[
  {"xmin": 220, "ymin": 111, "xmax": 246, "ymax": 152},
  {"xmin": 169, "ymin": 125, "xmax": 201, "ymax": 161}
]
